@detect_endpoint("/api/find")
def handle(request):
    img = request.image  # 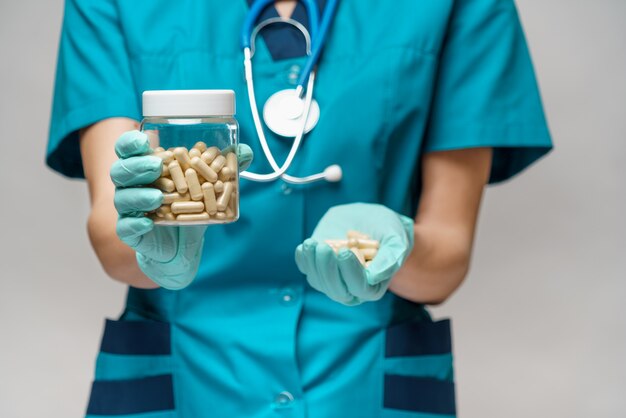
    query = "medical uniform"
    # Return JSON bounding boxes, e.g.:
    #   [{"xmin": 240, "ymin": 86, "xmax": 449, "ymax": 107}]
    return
[{"xmin": 48, "ymin": 0, "xmax": 552, "ymax": 416}]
